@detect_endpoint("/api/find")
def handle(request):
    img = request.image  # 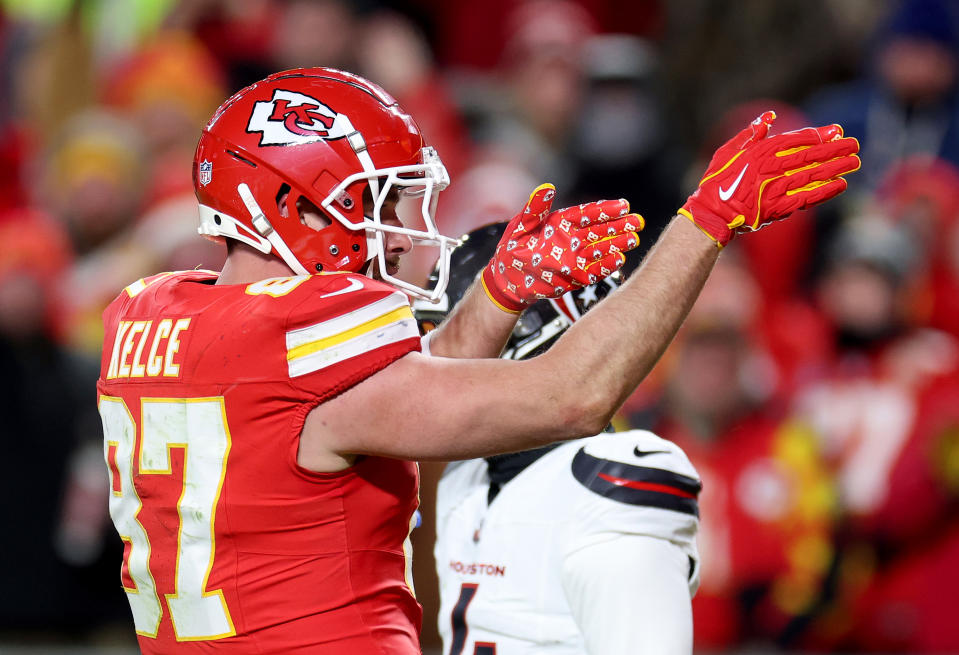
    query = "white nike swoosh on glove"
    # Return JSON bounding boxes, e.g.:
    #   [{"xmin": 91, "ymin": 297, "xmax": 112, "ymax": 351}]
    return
[{"xmin": 719, "ymin": 163, "xmax": 749, "ymax": 201}]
